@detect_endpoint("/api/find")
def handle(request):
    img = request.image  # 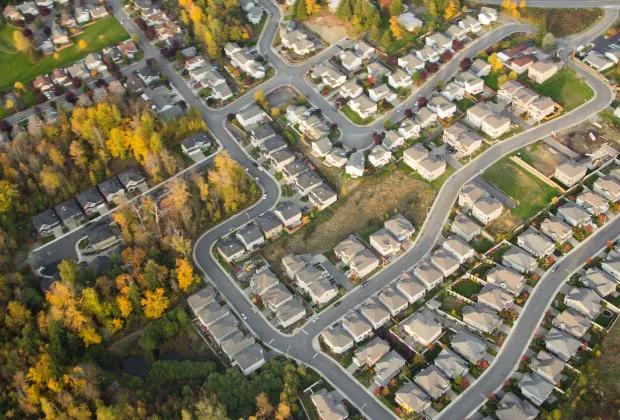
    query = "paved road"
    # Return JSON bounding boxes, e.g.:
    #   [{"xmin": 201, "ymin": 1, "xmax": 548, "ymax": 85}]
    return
[
  {"xmin": 81, "ymin": 1, "xmax": 619, "ymax": 418},
  {"xmin": 438, "ymin": 215, "xmax": 620, "ymax": 420},
  {"xmin": 471, "ymin": 0, "xmax": 620, "ymax": 8}
]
